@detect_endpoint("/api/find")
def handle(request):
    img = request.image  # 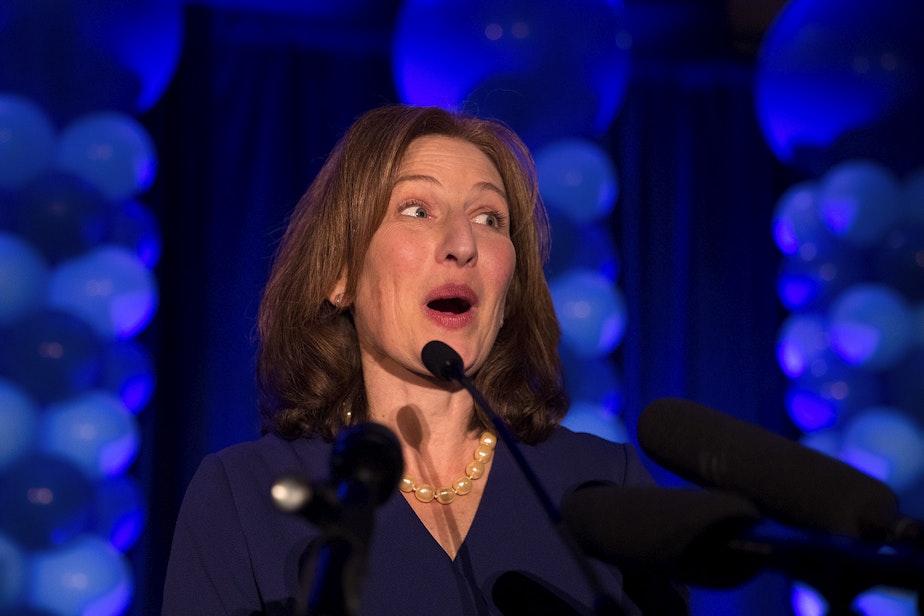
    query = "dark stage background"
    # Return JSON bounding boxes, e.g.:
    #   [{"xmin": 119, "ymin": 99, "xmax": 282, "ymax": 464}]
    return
[{"xmin": 140, "ymin": 3, "xmax": 795, "ymax": 614}]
